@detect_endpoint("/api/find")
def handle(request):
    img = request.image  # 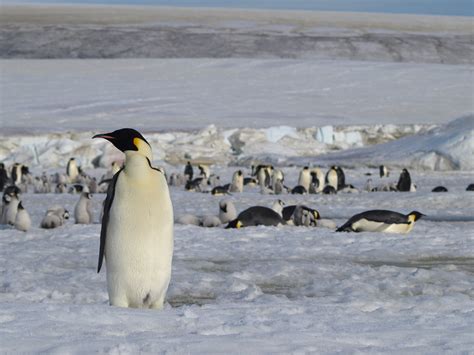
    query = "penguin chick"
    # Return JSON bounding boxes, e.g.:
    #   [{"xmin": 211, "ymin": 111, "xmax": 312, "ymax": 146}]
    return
[
  {"xmin": 201, "ymin": 215, "xmax": 222, "ymax": 227},
  {"xmin": 175, "ymin": 214, "xmax": 201, "ymax": 226},
  {"xmin": 218, "ymin": 199, "xmax": 237, "ymax": 224},
  {"xmin": 74, "ymin": 192, "xmax": 93, "ymax": 224},
  {"xmin": 229, "ymin": 170, "xmax": 243, "ymax": 193},
  {"xmin": 271, "ymin": 199, "xmax": 285, "ymax": 217},
  {"xmin": 40, "ymin": 206, "xmax": 69, "ymax": 229},
  {"xmin": 1, "ymin": 192, "xmax": 20, "ymax": 225},
  {"xmin": 14, "ymin": 201, "xmax": 31, "ymax": 232}
]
